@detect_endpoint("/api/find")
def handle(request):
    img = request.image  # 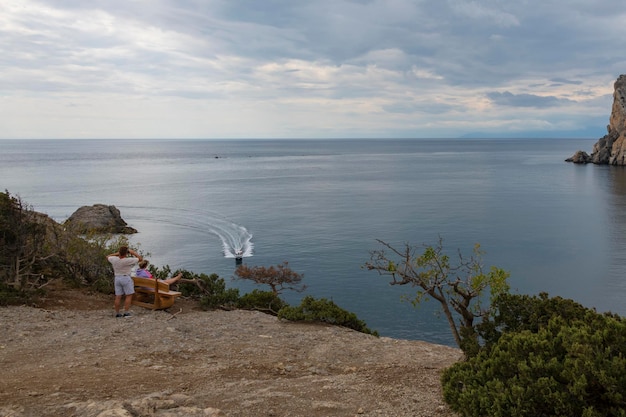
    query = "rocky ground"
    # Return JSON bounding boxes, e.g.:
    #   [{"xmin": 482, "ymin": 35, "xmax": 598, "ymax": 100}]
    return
[{"xmin": 0, "ymin": 282, "xmax": 462, "ymax": 417}]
